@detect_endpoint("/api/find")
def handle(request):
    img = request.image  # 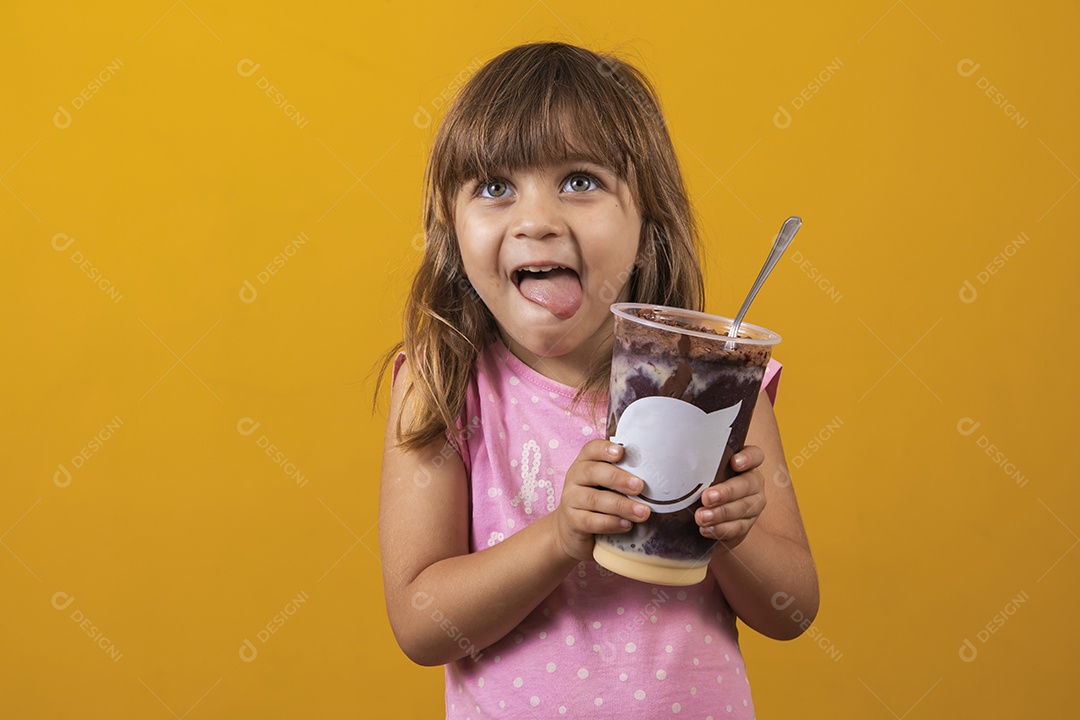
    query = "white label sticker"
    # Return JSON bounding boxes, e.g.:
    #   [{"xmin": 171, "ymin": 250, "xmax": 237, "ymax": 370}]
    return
[{"xmin": 611, "ymin": 396, "xmax": 742, "ymax": 513}]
